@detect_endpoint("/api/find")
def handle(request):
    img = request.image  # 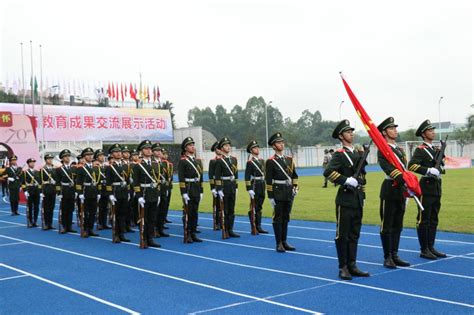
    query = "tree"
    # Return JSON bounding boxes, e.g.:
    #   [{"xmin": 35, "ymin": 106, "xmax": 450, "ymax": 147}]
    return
[{"xmin": 160, "ymin": 100, "xmax": 176, "ymax": 130}]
